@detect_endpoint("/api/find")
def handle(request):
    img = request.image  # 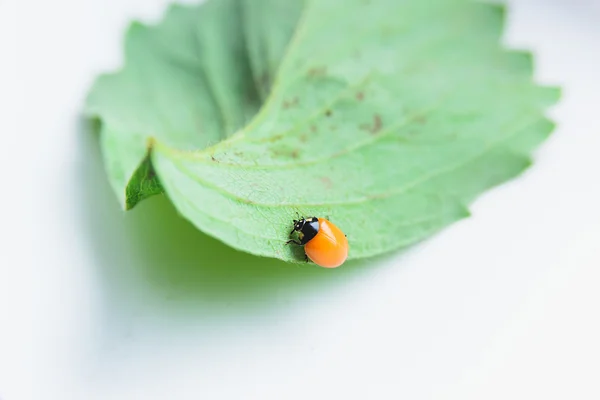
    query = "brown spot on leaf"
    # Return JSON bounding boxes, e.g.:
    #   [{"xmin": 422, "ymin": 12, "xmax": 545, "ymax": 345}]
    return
[
  {"xmin": 299, "ymin": 134, "xmax": 308, "ymax": 143},
  {"xmin": 282, "ymin": 97, "xmax": 299, "ymax": 109},
  {"xmin": 356, "ymin": 92, "xmax": 365, "ymax": 101},
  {"xmin": 270, "ymin": 146, "xmax": 300, "ymax": 159},
  {"xmin": 267, "ymin": 133, "xmax": 286, "ymax": 143},
  {"xmin": 307, "ymin": 66, "xmax": 327, "ymax": 77},
  {"xmin": 320, "ymin": 177, "xmax": 333, "ymax": 189},
  {"xmin": 360, "ymin": 114, "xmax": 383, "ymax": 135},
  {"xmin": 373, "ymin": 114, "xmax": 382, "ymax": 133},
  {"xmin": 325, "ymin": 109, "xmax": 332, "ymax": 117},
  {"xmin": 415, "ymin": 115, "xmax": 427, "ymax": 124},
  {"xmin": 310, "ymin": 125, "xmax": 317, "ymax": 133}
]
